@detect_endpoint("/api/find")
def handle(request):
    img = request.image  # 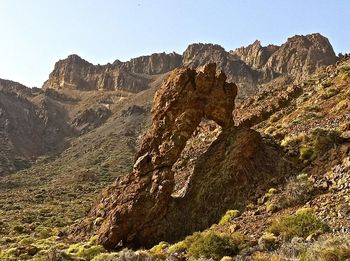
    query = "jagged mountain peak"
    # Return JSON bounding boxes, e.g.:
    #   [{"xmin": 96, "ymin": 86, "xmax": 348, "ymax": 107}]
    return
[{"xmin": 42, "ymin": 33, "xmax": 337, "ymax": 99}]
